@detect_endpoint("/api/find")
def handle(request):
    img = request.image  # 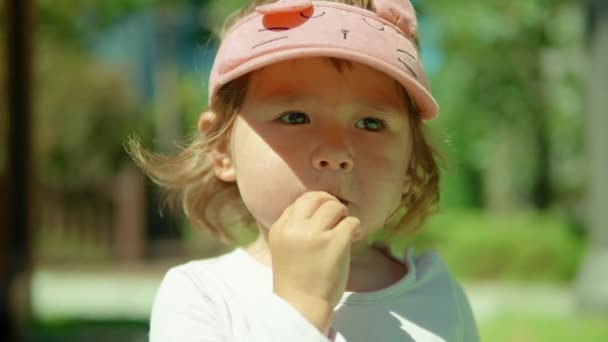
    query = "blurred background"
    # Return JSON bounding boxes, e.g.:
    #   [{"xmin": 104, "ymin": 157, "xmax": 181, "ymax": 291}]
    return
[{"xmin": 1, "ymin": 0, "xmax": 607, "ymax": 341}]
